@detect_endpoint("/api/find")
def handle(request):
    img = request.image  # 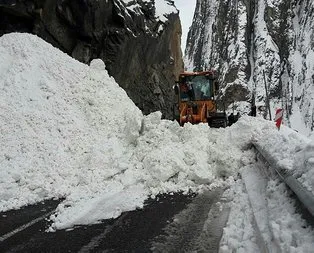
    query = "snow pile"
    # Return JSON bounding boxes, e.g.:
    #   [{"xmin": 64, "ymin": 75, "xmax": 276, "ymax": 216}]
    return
[
  {"xmin": 0, "ymin": 32, "xmax": 143, "ymax": 217},
  {"xmin": 220, "ymin": 180, "xmax": 263, "ymax": 252},
  {"xmin": 1, "ymin": 33, "xmax": 314, "ymax": 234},
  {"xmin": 0, "ymin": 33, "xmax": 240, "ymax": 230},
  {"xmin": 52, "ymin": 114, "xmax": 245, "ymax": 230},
  {"xmin": 221, "ymin": 167, "xmax": 314, "ymax": 252},
  {"xmin": 250, "ymin": 117, "xmax": 314, "ymax": 194}
]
